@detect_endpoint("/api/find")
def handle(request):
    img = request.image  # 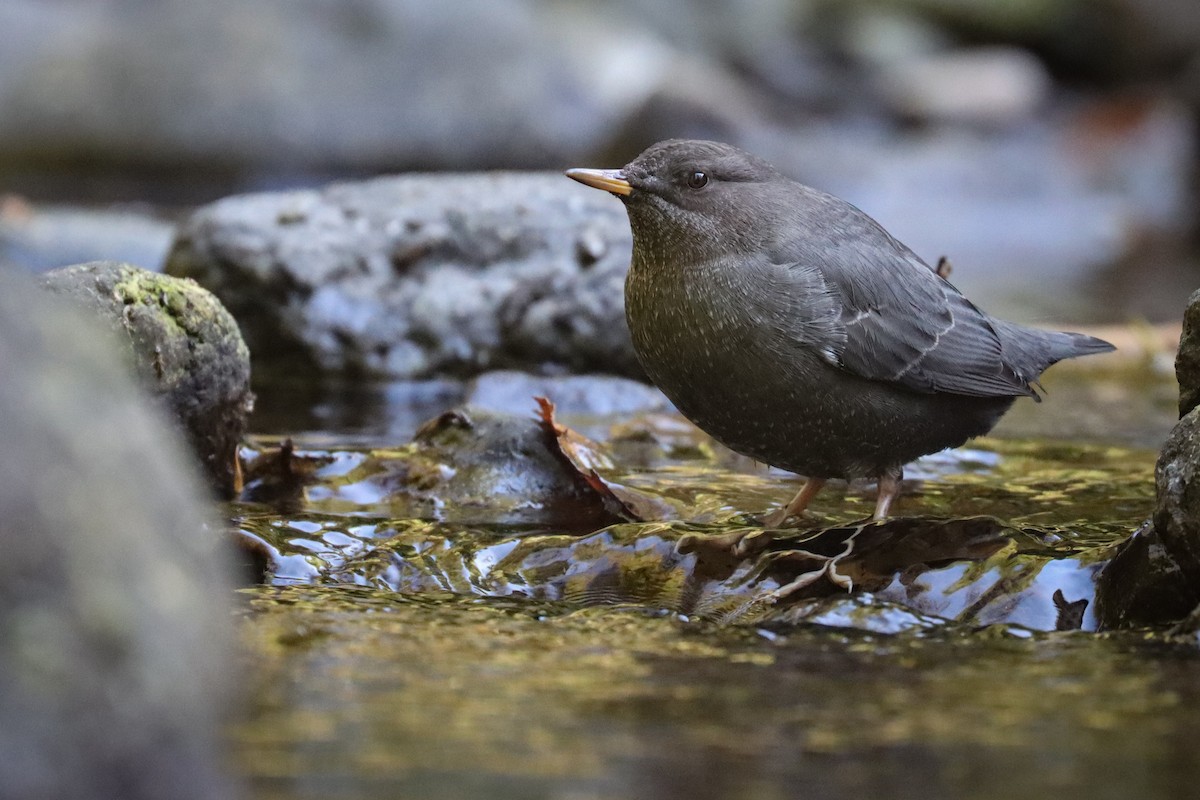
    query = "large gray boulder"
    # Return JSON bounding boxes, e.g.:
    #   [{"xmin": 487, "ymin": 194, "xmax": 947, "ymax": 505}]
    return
[
  {"xmin": 0, "ymin": 268, "xmax": 237, "ymax": 799},
  {"xmin": 165, "ymin": 173, "xmax": 638, "ymax": 380}
]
